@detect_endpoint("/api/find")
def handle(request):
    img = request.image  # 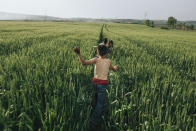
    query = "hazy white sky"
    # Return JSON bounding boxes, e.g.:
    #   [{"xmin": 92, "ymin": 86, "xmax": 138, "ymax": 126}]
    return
[{"xmin": 0, "ymin": 0, "xmax": 196, "ymax": 20}]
